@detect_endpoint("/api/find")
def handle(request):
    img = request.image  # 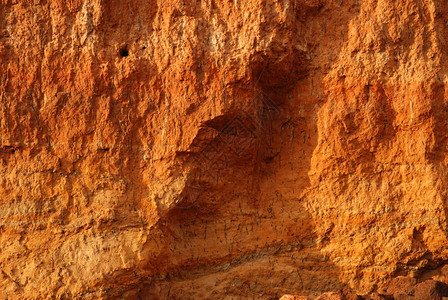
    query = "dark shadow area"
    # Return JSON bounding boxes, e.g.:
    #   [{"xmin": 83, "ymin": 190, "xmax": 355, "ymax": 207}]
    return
[
  {"xmin": 119, "ymin": 45, "xmax": 129, "ymax": 58},
  {"xmin": 131, "ymin": 0, "xmax": 361, "ymax": 298}
]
